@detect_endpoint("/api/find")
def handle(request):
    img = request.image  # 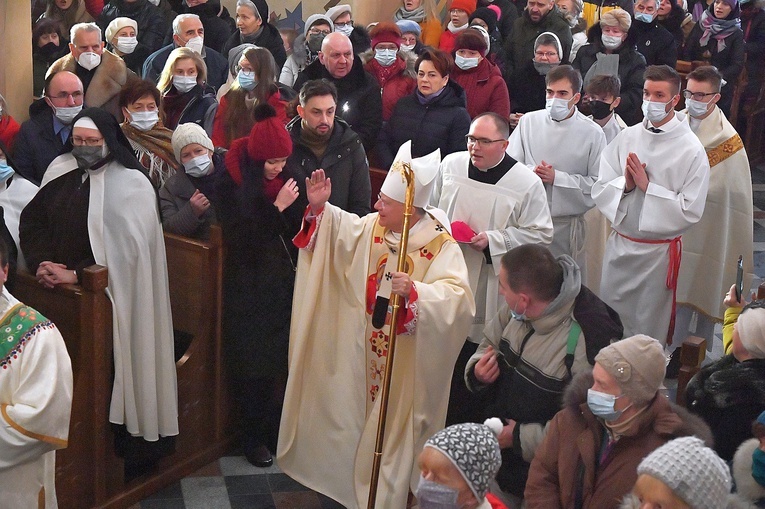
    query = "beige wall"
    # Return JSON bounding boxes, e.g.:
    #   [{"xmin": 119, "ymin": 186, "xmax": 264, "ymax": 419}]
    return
[
  {"xmin": 0, "ymin": 2, "xmax": 33, "ymax": 122},
  {"xmin": 221, "ymin": 0, "xmax": 397, "ymax": 27}
]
